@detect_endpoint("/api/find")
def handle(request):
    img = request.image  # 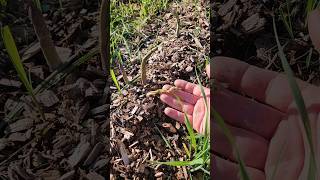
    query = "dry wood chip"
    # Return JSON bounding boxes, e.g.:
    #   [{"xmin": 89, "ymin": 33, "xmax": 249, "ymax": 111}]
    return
[
  {"xmin": 36, "ymin": 90, "xmax": 59, "ymax": 107},
  {"xmin": 241, "ymin": 13, "xmax": 266, "ymax": 34},
  {"xmin": 8, "ymin": 129, "xmax": 32, "ymax": 142},
  {"xmin": 29, "ymin": 65, "xmax": 45, "ymax": 79},
  {"xmin": 68, "ymin": 141, "xmax": 91, "ymax": 167},
  {"xmin": 0, "ymin": 78, "xmax": 22, "ymax": 88},
  {"xmin": 76, "ymin": 102, "xmax": 90, "ymax": 121},
  {"xmin": 218, "ymin": 0, "xmax": 237, "ymax": 16},
  {"xmin": 85, "ymin": 171, "xmax": 104, "ymax": 180},
  {"xmin": 59, "ymin": 170, "xmax": 75, "ymax": 180},
  {"xmin": 22, "ymin": 42, "xmax": 41, "ymax": 61},
  {"xmin": 130, "ymin": 106, "xmax": 139, "ymax": 115},
  {"xmin": 185, "ymin": 66, "xmax": 193, "ymax": 72},
  {"xmin": 83, "ymin": 142, "xmax": 104, "ymax": 166},
  {"xmin": 0, "ymin": 138, "xmax": 11, "ymax": 151},
  {"xmin": 7, "ymin": 118, "xmax": 34, "ymax": 133},
  {"xmin": 15, "ymin": 167, "xmax": 34, "ymax": 180},
  {"xmin": 4, "ymin": 99, "xmax": 19, "ymax": 112},
  {"xmin": 90, "ymin": 104, "xmax": 109, "ymax": 115},
  {"xmin": 56, "ymin": 46, "xmax": 72, "ymax": 63},
  {"xmin": 93, "ymin": 159, "xmax": 108, "ymax": 171},
  {"xmin": 116, "ymin": 140, "xmax": 130, "ymax": 165},
  {"xmin": 37, "ymin": 170, "xmax": 61, "ymax": 180},
  {"xmin": 8, "ymin": 166, "xmax": 19, "ymax": 180}
]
